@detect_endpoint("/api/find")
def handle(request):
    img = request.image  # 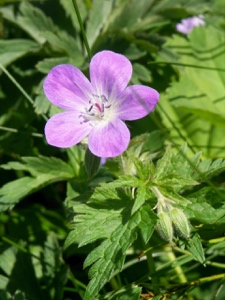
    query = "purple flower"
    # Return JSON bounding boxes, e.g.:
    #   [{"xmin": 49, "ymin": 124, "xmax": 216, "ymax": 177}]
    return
[
  {"xmin": 176, "ymin": 15, "xmax": 205, "ymax": 35},
  {"xmin": 43, "ymin": 51, "xmax": 159, "ymax": 158}
]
